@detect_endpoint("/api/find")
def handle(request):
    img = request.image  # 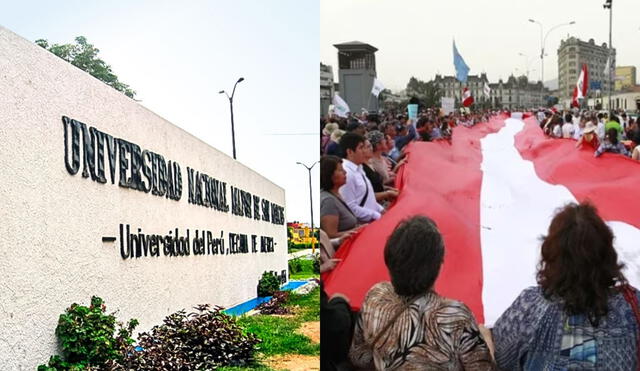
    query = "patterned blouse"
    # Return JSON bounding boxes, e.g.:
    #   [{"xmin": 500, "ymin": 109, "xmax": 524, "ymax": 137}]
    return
[
  {"xmin": 492, "ymin": 286, "xmax": 640, "ymax": 370},
  {"xmin": 594, "ymin": 140, "xmax": 630, "ymax": 157},
  {"xmin": 349, "ymin": 282, "xmax": 495, "ymax": 370}
]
